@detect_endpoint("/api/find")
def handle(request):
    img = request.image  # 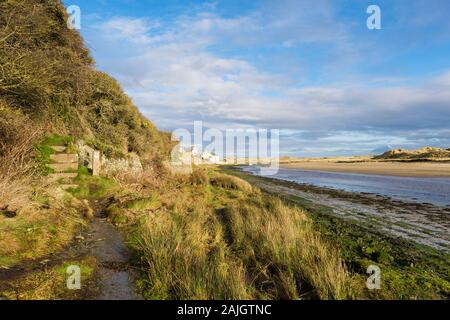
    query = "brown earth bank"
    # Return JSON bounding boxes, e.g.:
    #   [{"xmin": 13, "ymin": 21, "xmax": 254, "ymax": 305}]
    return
[{"xmin": 280, "ymin": 161, "xmax": 450, "ymax": 177}]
